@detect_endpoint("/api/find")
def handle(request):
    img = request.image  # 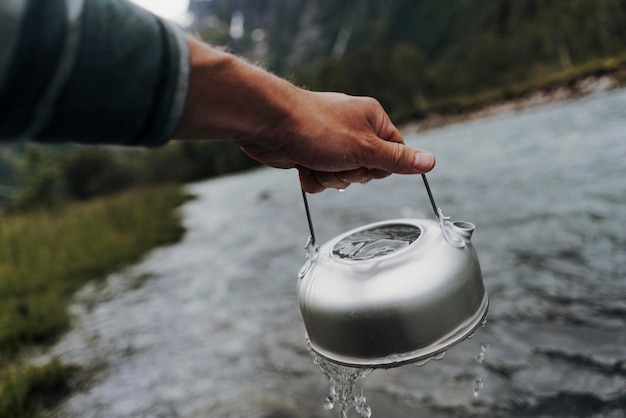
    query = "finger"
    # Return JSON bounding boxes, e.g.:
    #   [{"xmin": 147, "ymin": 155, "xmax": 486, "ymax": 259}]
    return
[
  {"xmin": 364, "ymin": 97, "xmax": 404, "ymax": 144},
  {"xmin": 315, "ymin": 171, "xmax": 351, "ymax": 190},
  {"xmin": 363, "ymin": 140, "xmax": 436, "ymax": 174},
  {"xmin": 335, "ymin": 168, "xmax": 370, "ymax": 183},
  {"xmin": 362, "ymin": 97, "xmax": 436, "ymax": 173},
  {"xmin": 298, "ymin": 167, "xmax": 325, "ymax": 193},
  {"xmin": 378, "ymin": 116, "xmax": 404, "ymax": 144},
  {"xmin": 336, "ymin": 168, "xmax": 391, "ymax": 184},
  {"xmin": 365, "ymin": 168, "xmax": 392, "ymax": 180}
]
